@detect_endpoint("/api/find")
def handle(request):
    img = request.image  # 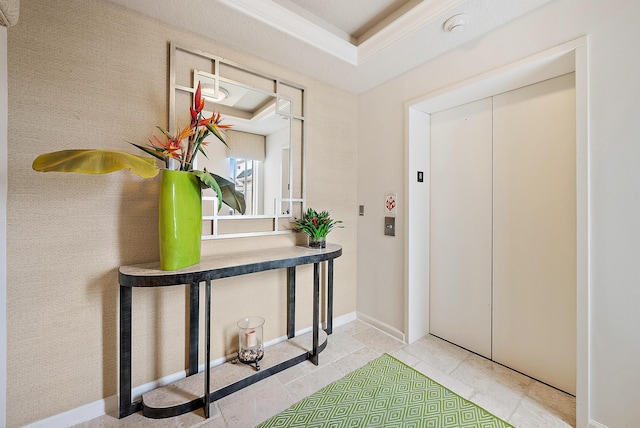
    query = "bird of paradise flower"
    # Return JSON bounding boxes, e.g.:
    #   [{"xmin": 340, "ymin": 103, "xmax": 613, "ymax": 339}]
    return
[{"xmin": 32, "ymin": 82, "xmax": 245, "ymax": 214}]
